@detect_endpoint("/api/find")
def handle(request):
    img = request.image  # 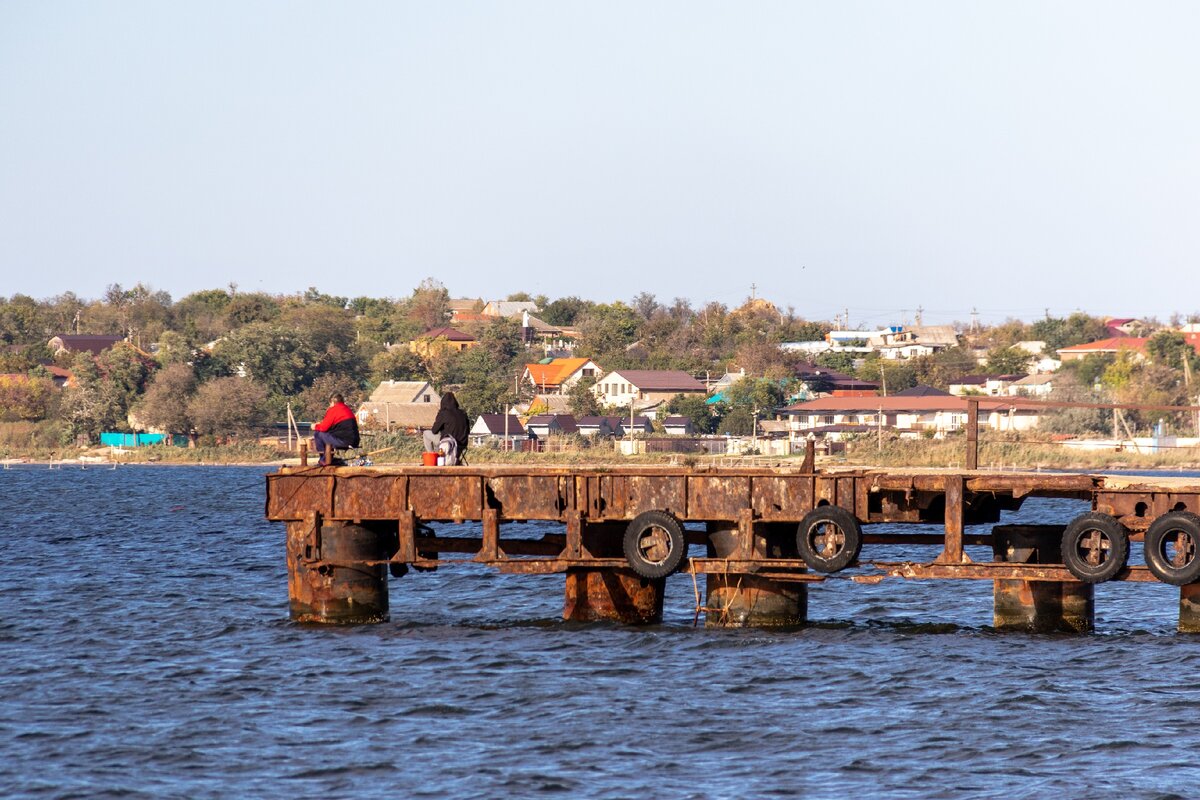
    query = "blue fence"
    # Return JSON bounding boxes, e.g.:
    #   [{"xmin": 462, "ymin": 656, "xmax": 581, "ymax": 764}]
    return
[{"xmin": 99, "ymin": 433, "xmax": 189, "ymax": 448}]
